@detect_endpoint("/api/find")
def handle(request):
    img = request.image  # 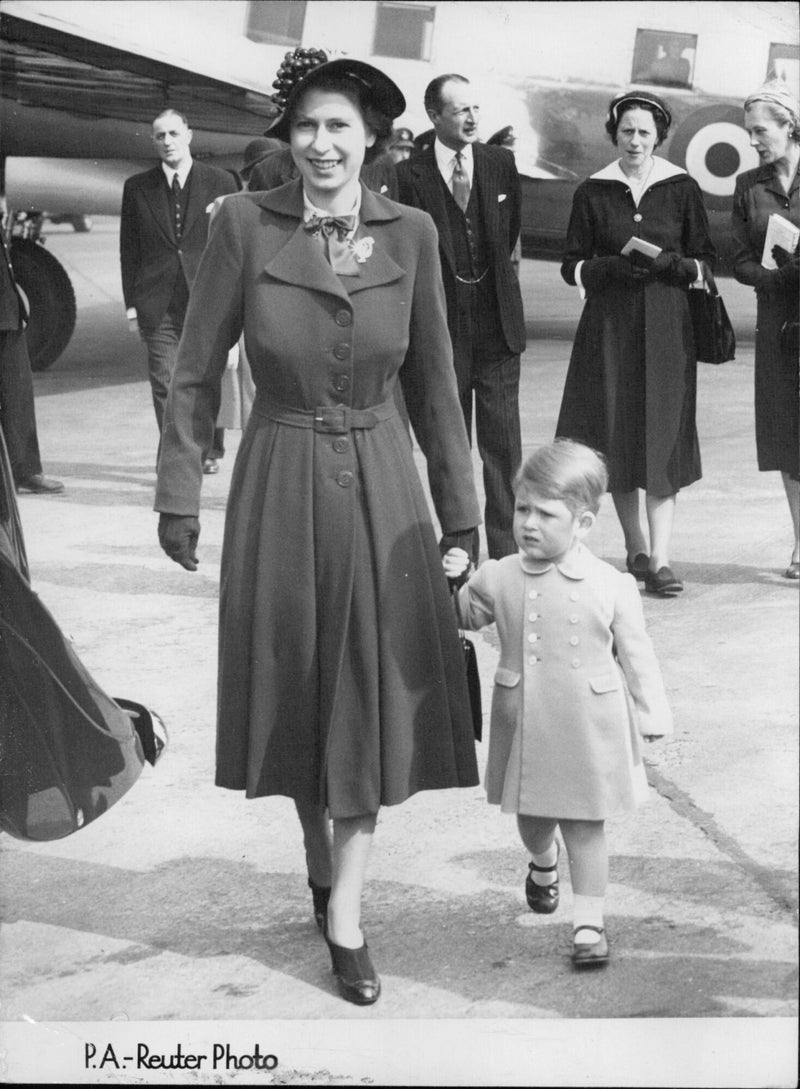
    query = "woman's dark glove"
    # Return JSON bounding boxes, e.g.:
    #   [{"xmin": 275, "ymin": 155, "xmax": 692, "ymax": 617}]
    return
[
  {"xmin": 650, "ymin": 251, "xmax": 698, "ymax": 285},
  {"xmin": 158, "ymin": 513, "xmax": 200, "ymax": 571},
  {"xmin": 772, "ymin": 244, "xmax": 797, "ymax": 269},
  {"xmin": 581, "ymin": 255, "xmax": 648, "ymax": 293}
]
